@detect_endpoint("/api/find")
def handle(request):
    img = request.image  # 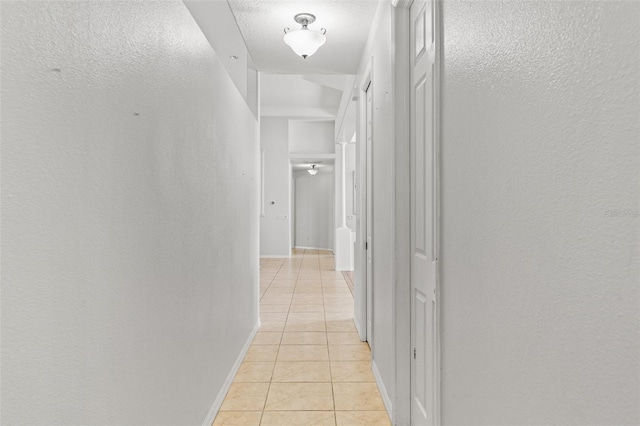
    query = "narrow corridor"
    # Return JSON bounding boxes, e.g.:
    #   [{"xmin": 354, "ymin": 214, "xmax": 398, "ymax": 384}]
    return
[{"xmin": 214, "ymin": 249, "xmax": 390, "ymax": 426}]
